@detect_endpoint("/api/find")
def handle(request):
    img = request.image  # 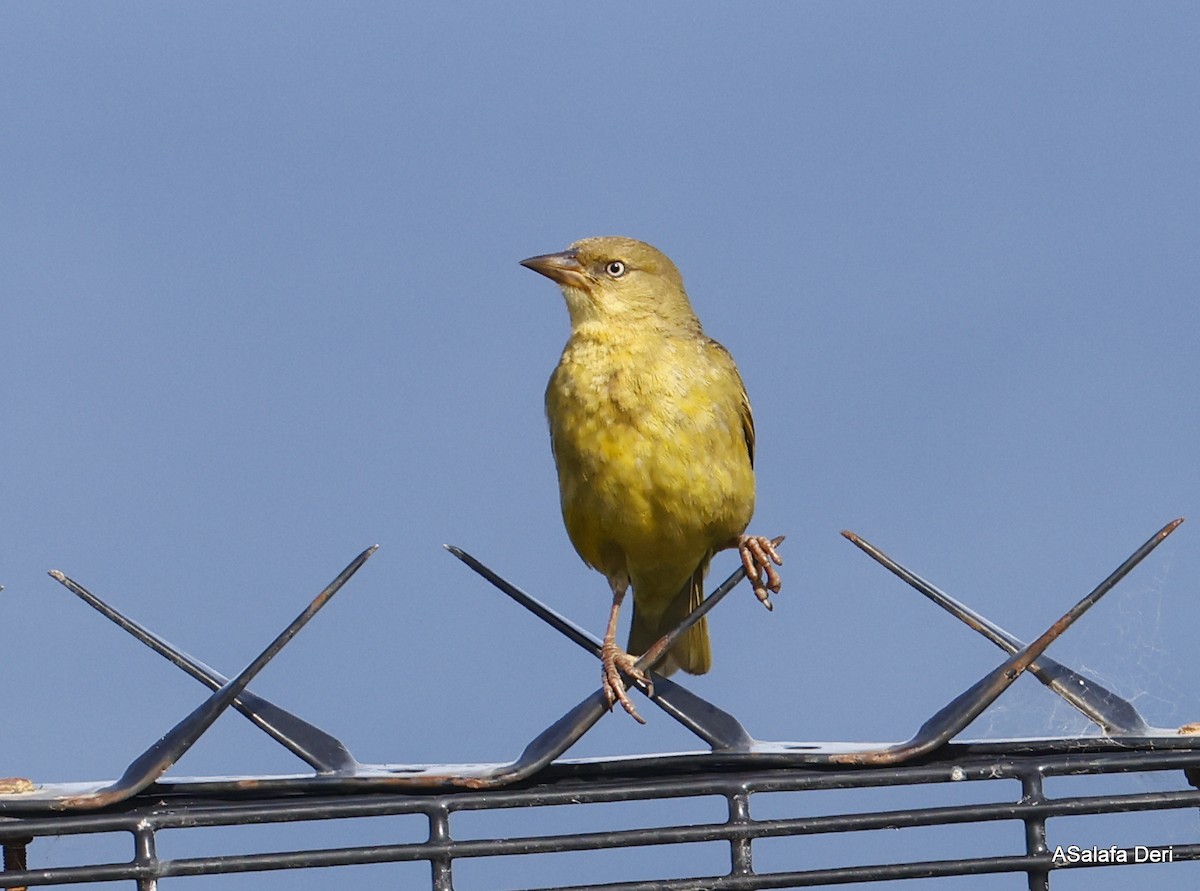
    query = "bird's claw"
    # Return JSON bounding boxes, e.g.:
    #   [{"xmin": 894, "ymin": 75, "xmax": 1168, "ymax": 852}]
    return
[
  {"xmin": 601, "ymin": 642, "xmax": 649, "ymax": 724},
  {"xmin": 739, "ymin": 534, "xmax": 783, "ymax": 610}
]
